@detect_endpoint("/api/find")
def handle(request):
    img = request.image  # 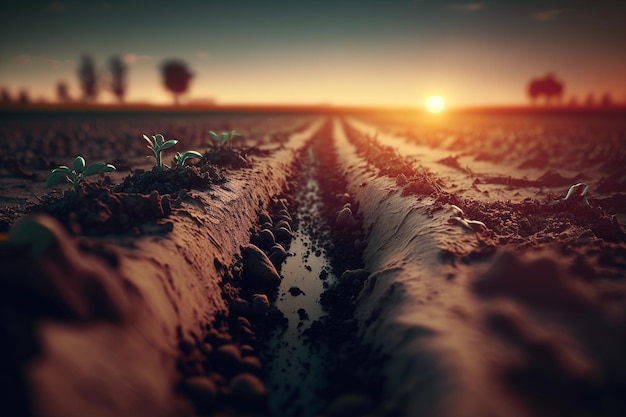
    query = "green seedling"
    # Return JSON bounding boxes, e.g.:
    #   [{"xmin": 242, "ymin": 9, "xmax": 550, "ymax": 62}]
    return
[
  {"xmin": 564, "ymin": 182, "xmax": 590, "ymax": 207},
  {"xmin": 447, "ymin": 204, "xmax": 488, "ymax": 232},
  {"xmin": 174, "ymin": 150, "xmax": 203, "ymax": 169},
  {"xmin": 209, "ymin": 130, "xmax": 240, "ymax": 149},
  {"xmin": 143, "ymin": 133, "xmax": 178, "ymax": 170},
  {"xmin": 45, "ymin": 156, "xmax": 116, "ymax": 192}
]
